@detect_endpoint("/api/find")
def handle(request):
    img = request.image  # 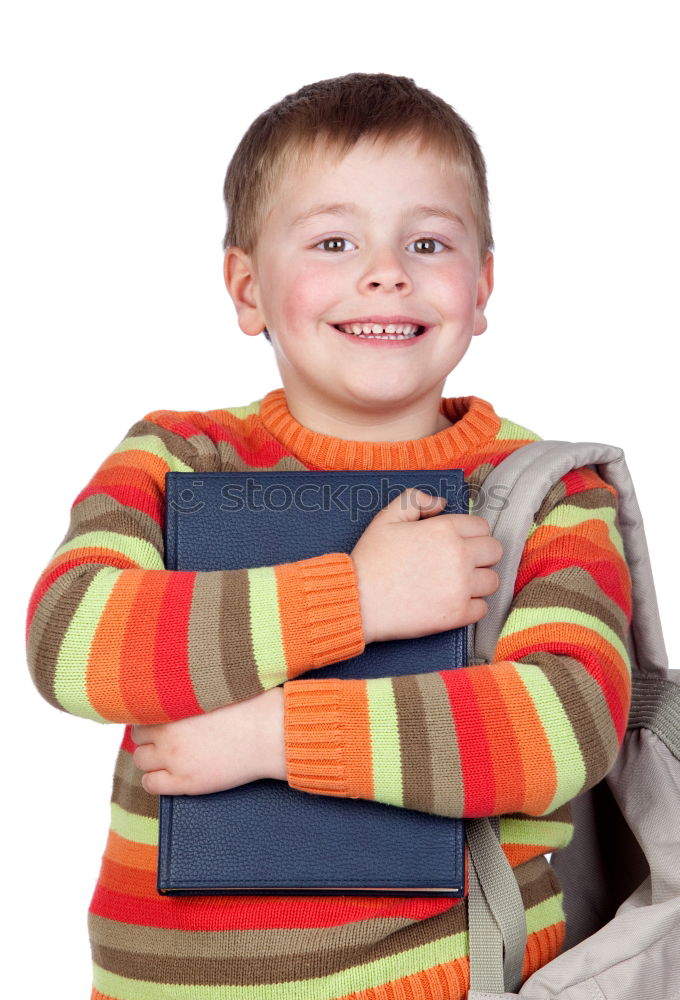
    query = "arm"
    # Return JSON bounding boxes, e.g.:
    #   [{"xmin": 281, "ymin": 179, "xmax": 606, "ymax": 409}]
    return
[
  {"xmin": 25, "ymin": 412, "xmax": 365, "ymax": 724},
  {"xmin": 282, "ymin": 466, "xmax": 633, "ymax": 818}
]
